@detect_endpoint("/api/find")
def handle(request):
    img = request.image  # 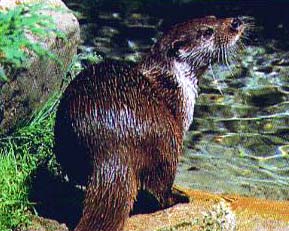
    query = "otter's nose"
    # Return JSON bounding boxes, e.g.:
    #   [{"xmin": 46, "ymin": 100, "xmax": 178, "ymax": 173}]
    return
[{"xmin": 230, "ymin": 18, "xmax": 243, "ymax": 31}]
